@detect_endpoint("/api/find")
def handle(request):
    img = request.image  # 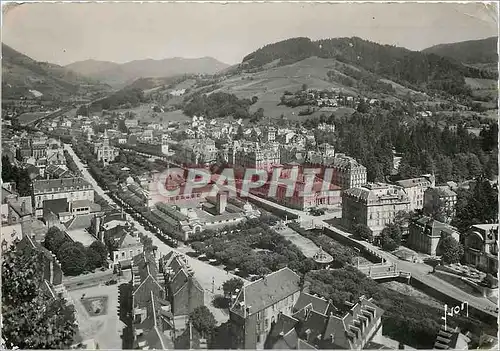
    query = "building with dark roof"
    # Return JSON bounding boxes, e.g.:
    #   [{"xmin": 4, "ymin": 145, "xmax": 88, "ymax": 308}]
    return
[
  {"xmin": 342, "ymin": 183, "xmax": 410, "ymax": 236},
  {"xmin": 33, "ymin": 177, "xmax": 94, "ymax": 218},
  {"xmin": 229, "ymin": 267, "xmax": 302, "ymax": 349},
  {"xmin": 266, "ymin": 293, "xmax": 384, "ymax": 350},
  {"xmin": 434, "ymin": 325, "xmax": 470, "ymax": 350},
  {"xmin": 131, "ymin": 252, "xmax": 173, "ymax": 350},
  {"xmin": 160, "ymin": 251, "xmax": 204, "ymax": 335},
  {"xmin": 395, "ymin": 175, "xmax": 435, "ymax": 211},
  {"xmin": 408, "ymin": 216, "xmax": 460, "ymax": 256}
]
